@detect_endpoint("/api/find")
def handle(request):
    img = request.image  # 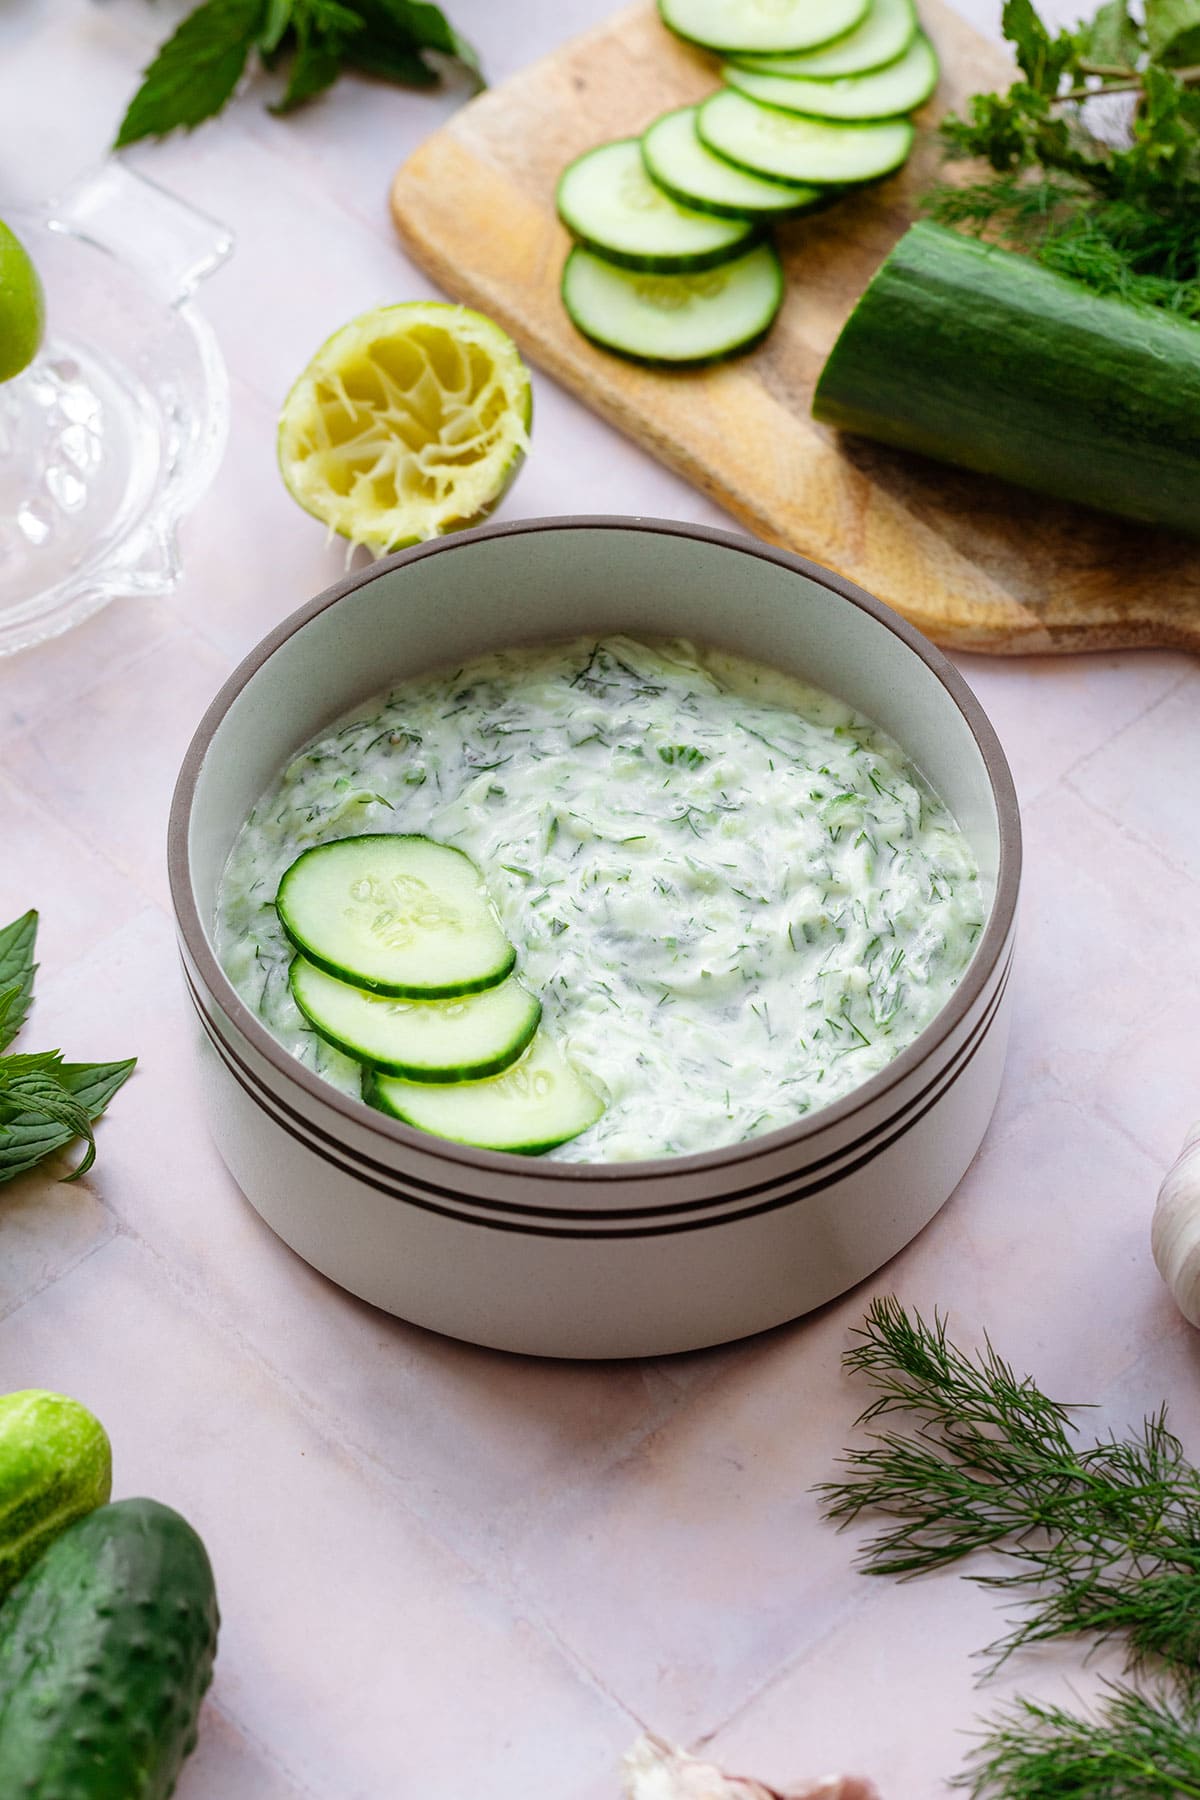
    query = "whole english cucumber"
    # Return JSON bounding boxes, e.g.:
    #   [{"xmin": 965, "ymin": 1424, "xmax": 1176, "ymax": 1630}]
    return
[
  {"xmin": 0, "ymin": 1389, "xmax": 111, "ymax": 1600},
  {"xmin": 0, "ymin": 1497, "xmax": 219, "ymax": 1798},
  {"xmin": 812, "ymin": 221, "xmax": 1200, "ymax": 538}
]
